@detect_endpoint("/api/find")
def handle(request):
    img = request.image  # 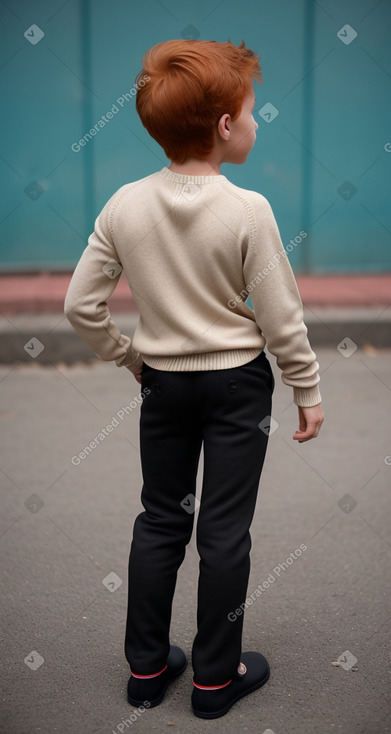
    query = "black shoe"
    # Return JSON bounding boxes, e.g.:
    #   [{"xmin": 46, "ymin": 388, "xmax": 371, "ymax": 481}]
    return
[
  {"xmin": 191, "ymin": 651, "xmax": 270, "ymax": 719},
  {"xmin": 127, "ymin": 645, "xmax": 187, "ymax": 708}
]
